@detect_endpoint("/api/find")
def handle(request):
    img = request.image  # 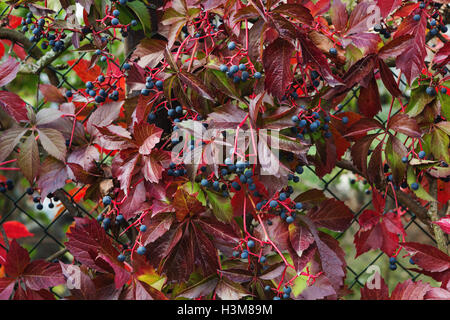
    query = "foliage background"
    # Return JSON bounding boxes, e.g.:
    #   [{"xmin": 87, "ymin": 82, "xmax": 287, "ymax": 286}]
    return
[{"xmin": 0, "ymin": 0, "xmax": 448, "ymax": 300}]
